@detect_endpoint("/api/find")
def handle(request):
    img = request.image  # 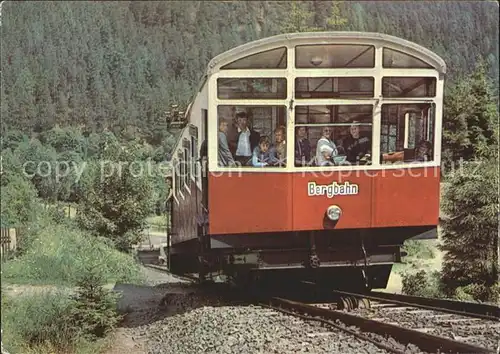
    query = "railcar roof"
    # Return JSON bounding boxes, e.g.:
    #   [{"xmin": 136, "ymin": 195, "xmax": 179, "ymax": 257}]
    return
[{"xmin": 206, "ymin": 31, "xmax": 447, "ymax": 75}]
